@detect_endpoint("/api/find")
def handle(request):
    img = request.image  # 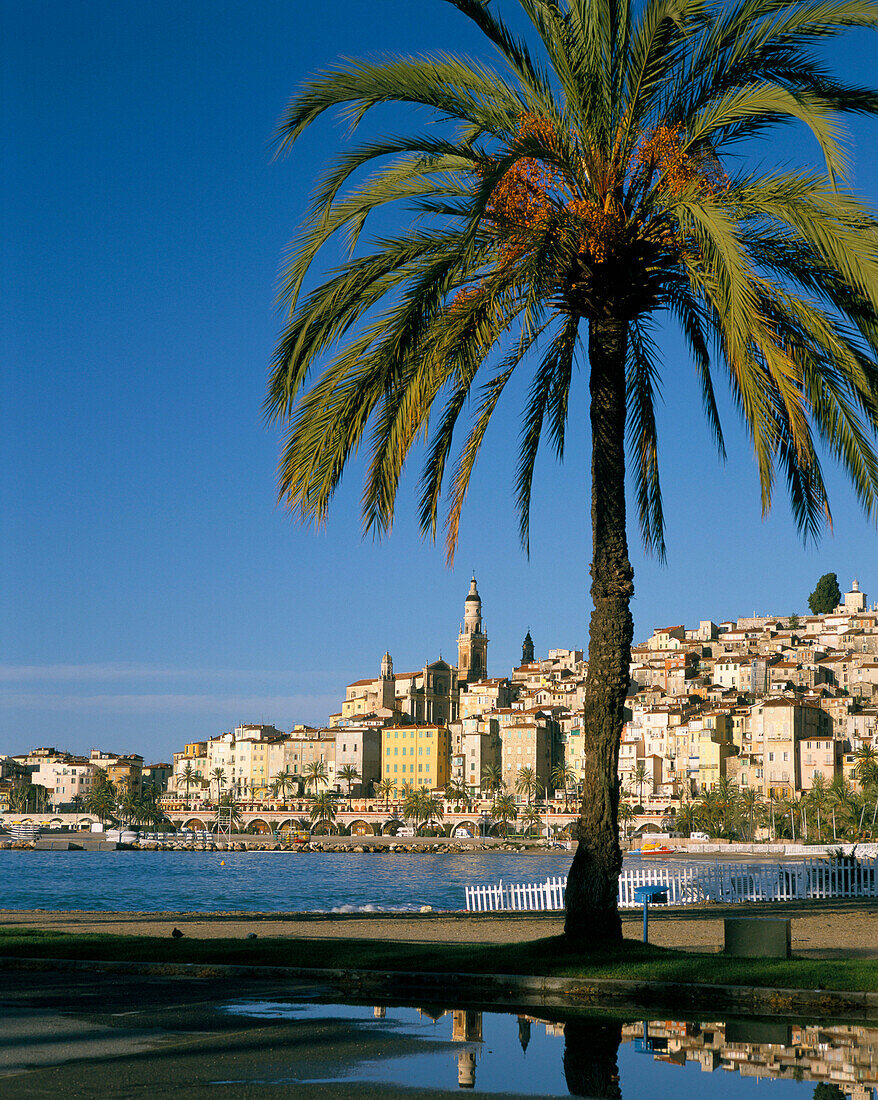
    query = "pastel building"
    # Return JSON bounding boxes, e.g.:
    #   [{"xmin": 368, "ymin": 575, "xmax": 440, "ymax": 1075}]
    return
[
  {"xmin": 381, "ymin": 724, "xmax": 450, "ymax": 793},
  {"xmin": 499, "ymin": 718, "xmax": 552, "ymax": 794}
]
